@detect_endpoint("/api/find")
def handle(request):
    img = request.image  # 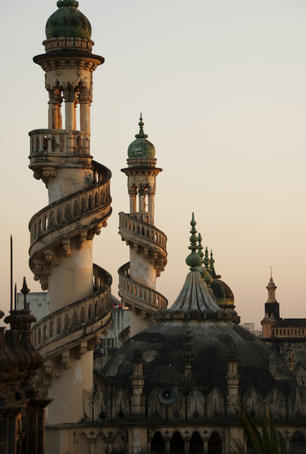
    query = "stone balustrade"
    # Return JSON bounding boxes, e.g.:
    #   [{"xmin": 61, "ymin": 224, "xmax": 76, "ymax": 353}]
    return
[
  {"xmin": 29, "ymin": 129, "xmax": 90, "ymax": 155},
  {"xmin": 29, "ymin": 162, "xmax": 111, "ymax": 244},
  {"xmin": 43, "ymin": 37, "xmax": 94, "ymax": 52},
  {"xmin": 32, "ymin": 265, "xmax": 112, "ymax": 349},
  {"xmin": 118, "ymin": 263, "xmax": 168, "ymax": 311},
  {"xmin": 119, "ymin": 212, "xmax": 167, "ymax": 250}
]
